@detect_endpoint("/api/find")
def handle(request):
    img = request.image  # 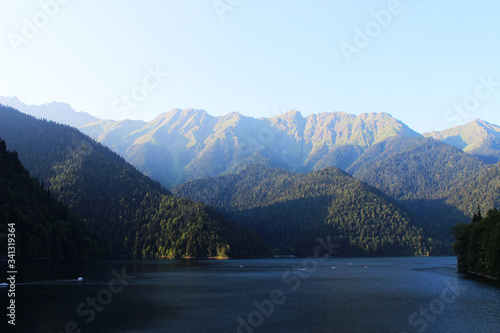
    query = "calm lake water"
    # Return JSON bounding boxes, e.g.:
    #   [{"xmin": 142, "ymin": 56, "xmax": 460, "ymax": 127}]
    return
[{"xmin": 1, "ymin": 257, "xmax": 499, "ymax": 333}]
